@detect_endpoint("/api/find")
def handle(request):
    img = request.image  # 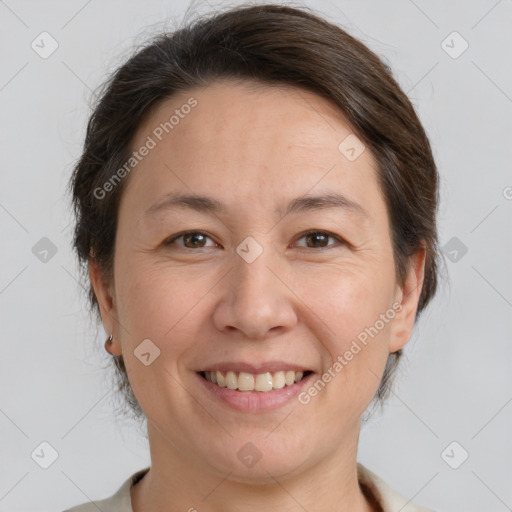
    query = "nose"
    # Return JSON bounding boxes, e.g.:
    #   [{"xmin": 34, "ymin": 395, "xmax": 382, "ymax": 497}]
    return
[{"xmin": 212, "ymin": 247, "xmax": 298, "ymax": 340}]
